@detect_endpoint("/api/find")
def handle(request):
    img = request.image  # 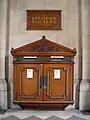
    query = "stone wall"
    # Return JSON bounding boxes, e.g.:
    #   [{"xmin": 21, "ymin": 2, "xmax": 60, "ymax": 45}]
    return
[{"xmin": 0, "ymin": 0, "xmax": 81, "ymax": 110}]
